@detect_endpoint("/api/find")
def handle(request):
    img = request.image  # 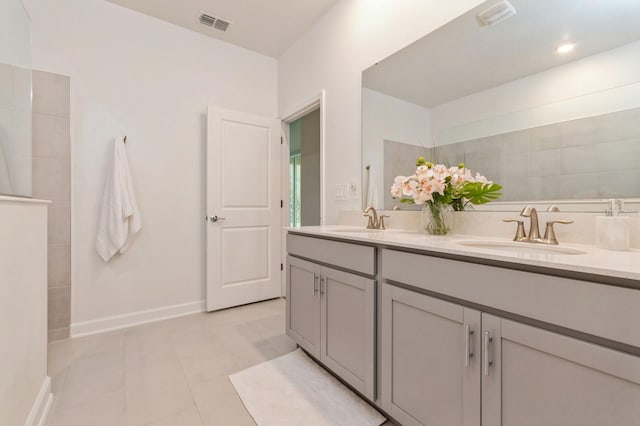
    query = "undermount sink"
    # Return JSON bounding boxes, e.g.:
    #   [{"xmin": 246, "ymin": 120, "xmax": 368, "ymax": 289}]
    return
[
  {"xmin": 457, "ymin": 240, "xmax": 587, "ymax": 255},
  {"xmin": 327, "ymin": 227, "xmax": 385, "ymax": 233}
]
